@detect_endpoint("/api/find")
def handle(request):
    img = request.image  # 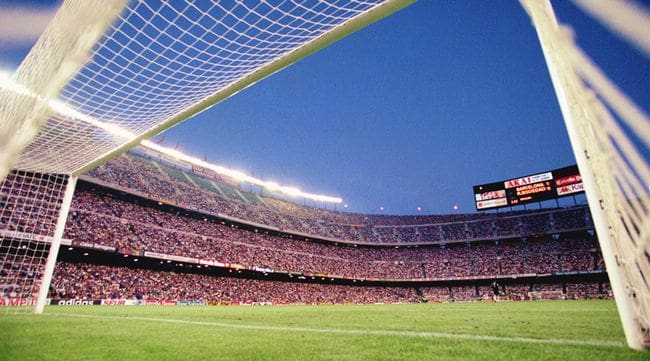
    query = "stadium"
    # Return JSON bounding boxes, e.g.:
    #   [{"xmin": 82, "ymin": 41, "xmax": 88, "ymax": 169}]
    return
[{"xmin": 0, "ymin": 0, "xmax": 649, "ymax": 360}]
